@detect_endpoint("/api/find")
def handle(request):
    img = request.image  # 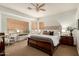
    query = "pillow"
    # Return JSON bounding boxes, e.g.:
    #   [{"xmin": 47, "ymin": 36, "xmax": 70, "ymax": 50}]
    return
[
  {"xmin": 43, "ymin": 31, "xmax": 54, "ymax": 35},
  {"xmin": 43, "ymin": 31, "xmax": 50, "ymax": 35},
  {"xmin": 49, "ymin": 31, "xmax": 54, "ymax": 35}
]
